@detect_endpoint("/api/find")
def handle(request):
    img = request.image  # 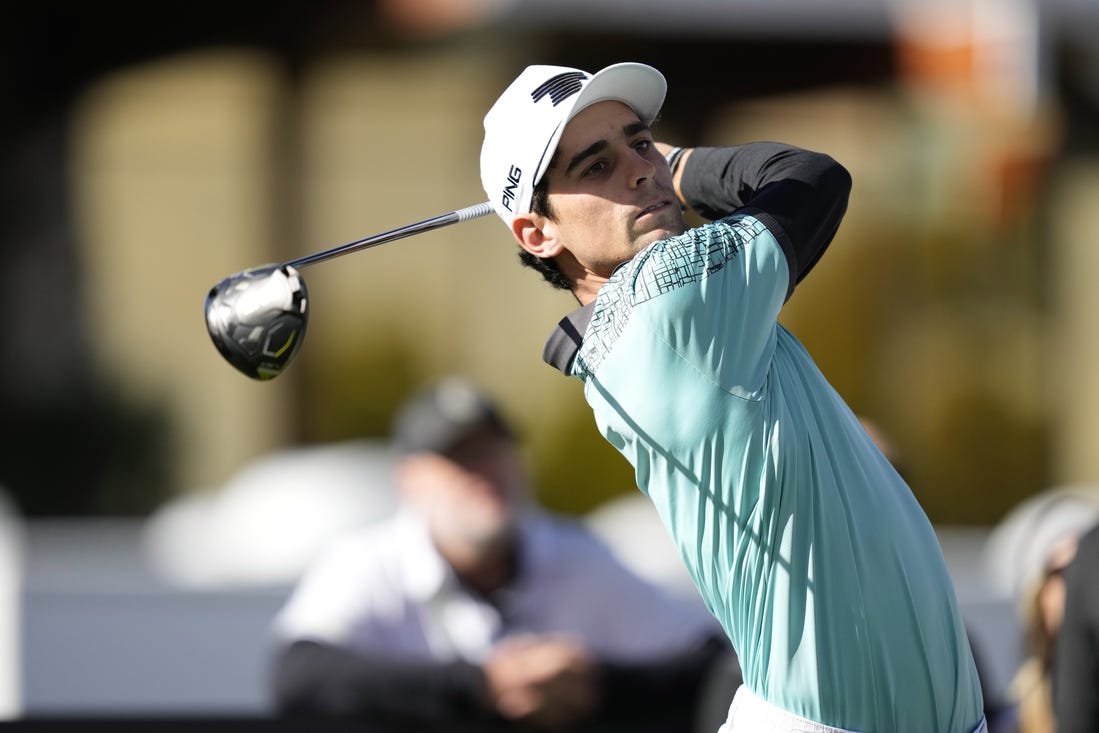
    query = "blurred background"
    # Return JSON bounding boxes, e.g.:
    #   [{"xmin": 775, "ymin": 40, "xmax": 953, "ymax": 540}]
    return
[{"xmin": 2, "ymin": 0, "xmax": 1098, "ymax": 724}]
